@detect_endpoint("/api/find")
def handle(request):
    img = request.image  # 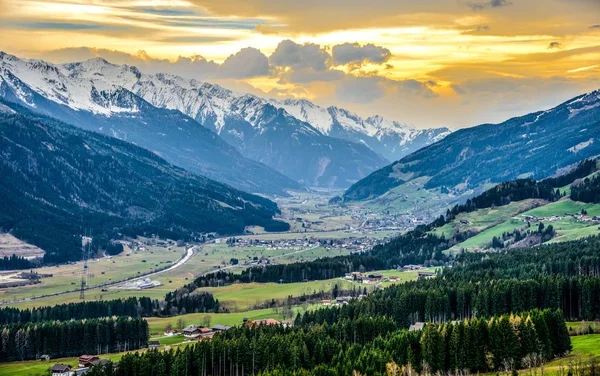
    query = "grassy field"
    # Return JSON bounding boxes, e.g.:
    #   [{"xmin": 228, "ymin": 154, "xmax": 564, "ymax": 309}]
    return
[
  {"xmin": 0, "ymin": 243, "xmax": 187, "ymax": 305},
  {"xmin": 1, "ymin": 352, "xmax": 128, "ymax": 376},
  {"xmin": 1, "ymin": 241, "xmax": 355, "ymax": 309},
  {"xmin": 544, "ymin": 334, "xmax": 600, "ymax": 370},
  {"xmin": 524, "ymin": 199, "xmax": 600, "ymax": 218},
  {"xmin": 201, "ymin": 279, "xmax": 353, "ymax": 311},
  {"xmin": 195, "ymin": 268, "xmax": 434, "ymax": 311},
  {"xmin": 432, "ymin": 199, "xmax": 544, "ymax": 239},
  {"xmin": 447, "ymin": 198, "xmax": 600, "ymax": 253},
  {"xmin": 145, "ymin": 307, "xmax": 294, "ymax": 335}
]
